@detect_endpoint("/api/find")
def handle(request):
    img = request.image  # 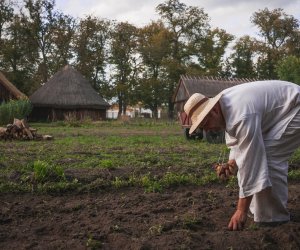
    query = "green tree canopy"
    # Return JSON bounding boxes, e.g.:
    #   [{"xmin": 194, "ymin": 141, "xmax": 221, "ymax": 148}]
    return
[
  {"xmin": 73, "ymin": 15, "xmax": 110, "ymax": 93},
  {"xmin": 230, "ymin": 35, "xmax": 257, "ymax": 78},
  {"xmin": 110, "ymin": 22, "xmax": 138, "ymax": 117},
  {"xmin": 276, "ymin": 55, "xmax": 300, "ymax": 85},
  {"xmin": 156, "ymin": 0, "xmax": 211, "ymax": 118},
  {"xmin": 137, "ymin": 21, "xmax": 172, "ymax": 118},
  {"xmin": 251, "ymin": 8, "xmax": 299, "ymax": 79}
]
